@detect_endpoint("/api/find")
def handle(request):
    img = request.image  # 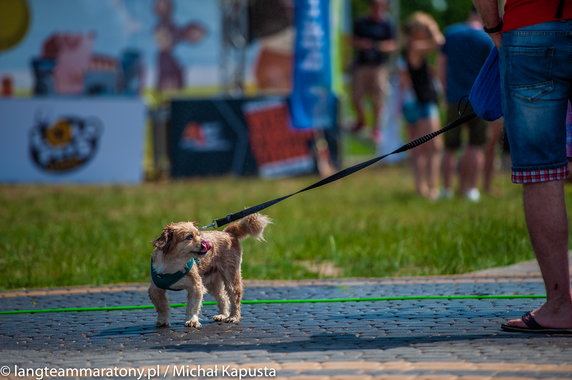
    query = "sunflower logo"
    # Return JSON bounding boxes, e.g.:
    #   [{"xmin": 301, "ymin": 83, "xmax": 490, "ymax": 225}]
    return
[
  {"xmin": 29, "ymin": 114, "xmax": 102, "ymax": 173},
  {"xmin": 44, "ymin": 119, "xmax": 73, "ymax": 147}
]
